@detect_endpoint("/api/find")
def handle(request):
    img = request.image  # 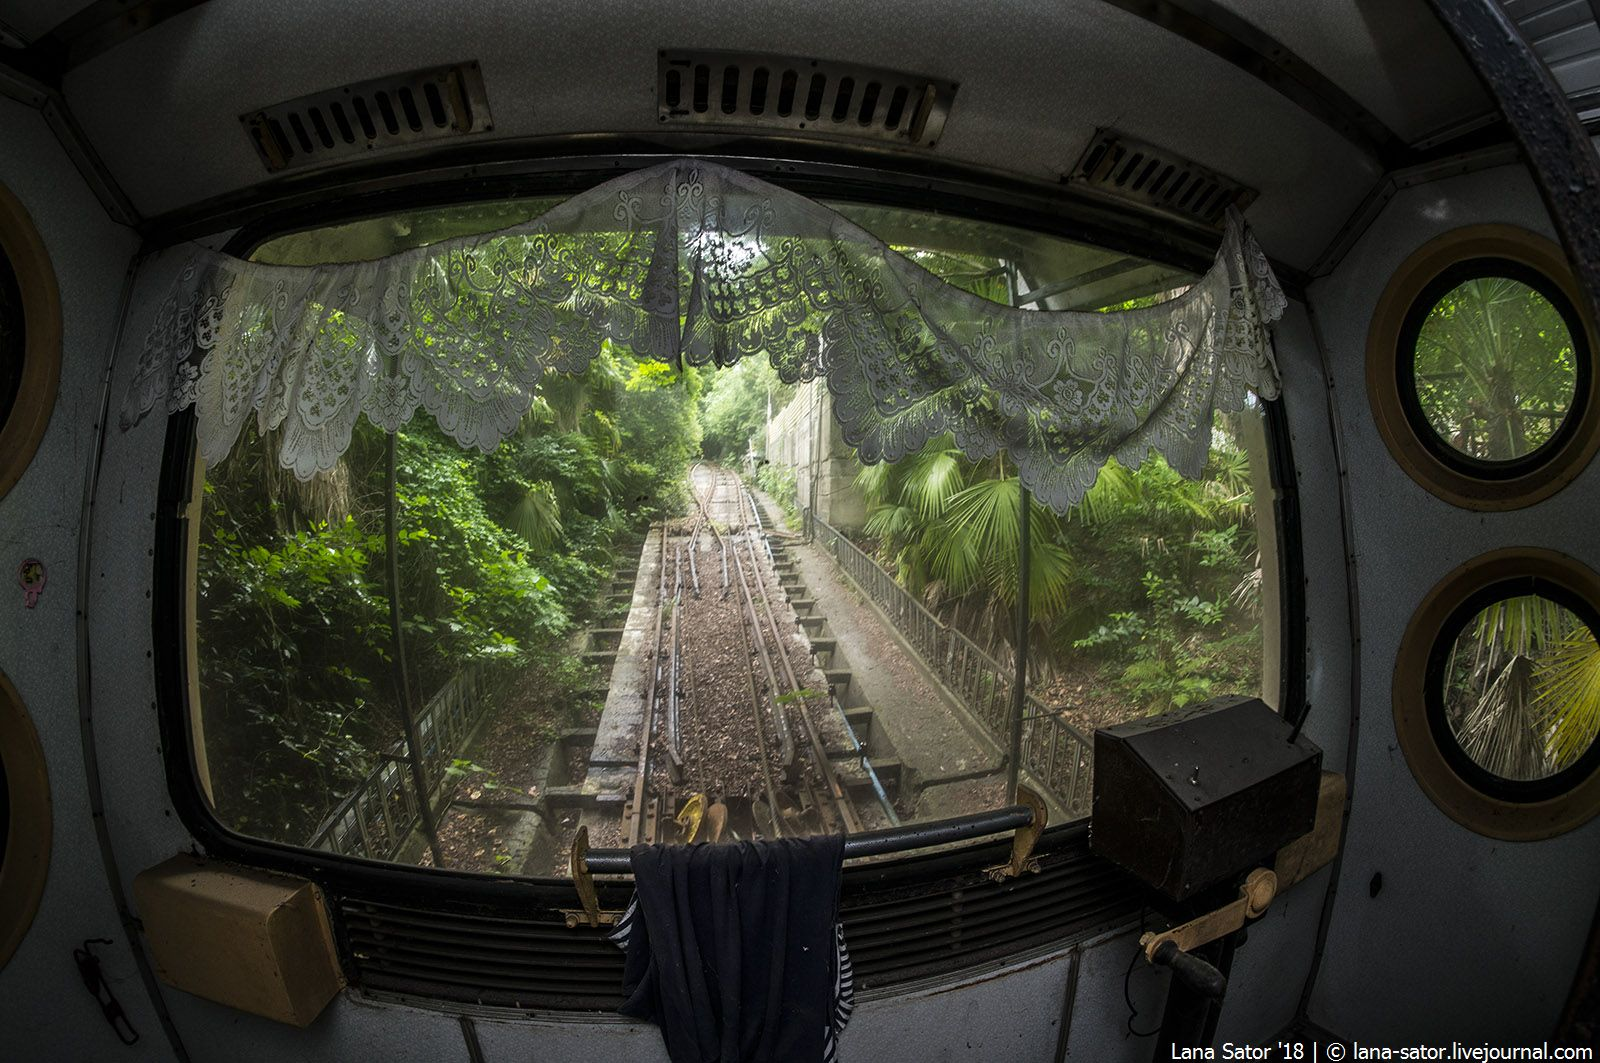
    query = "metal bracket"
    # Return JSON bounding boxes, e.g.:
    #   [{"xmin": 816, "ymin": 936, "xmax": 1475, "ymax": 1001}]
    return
[
  {"xmin": 1140, "ymin": 867, "xmax": 1278, "ymax": 962},
  {"xmin": 985, "ymin": 784, "xmax": 1047, "ymax": 882},
  {"xmin": 561, "ymin": 826, "xmax": 624, "ymax": 930}
]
